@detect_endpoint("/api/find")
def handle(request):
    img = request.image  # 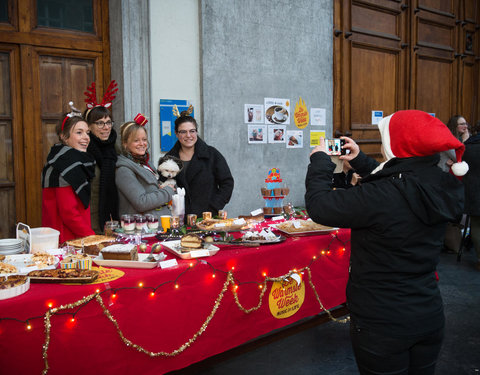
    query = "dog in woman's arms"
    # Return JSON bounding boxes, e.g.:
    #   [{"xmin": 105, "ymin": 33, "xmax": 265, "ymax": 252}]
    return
[{"xmin": 157, "ymin": 155, "xmax": 183, "ymax": 189}]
